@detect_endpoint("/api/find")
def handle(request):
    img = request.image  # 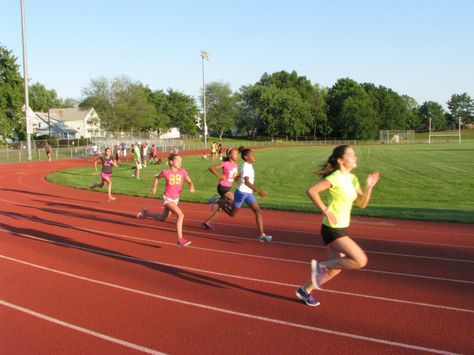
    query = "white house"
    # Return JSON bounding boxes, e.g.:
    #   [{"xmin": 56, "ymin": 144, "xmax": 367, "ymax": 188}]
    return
[
  {"xmin": 159, "ymin": 127, "xmax": 180, "ymax": 139},
  {"xmin": 31, "ymin": 107, "xmax": 100, "ymax": 139}
]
